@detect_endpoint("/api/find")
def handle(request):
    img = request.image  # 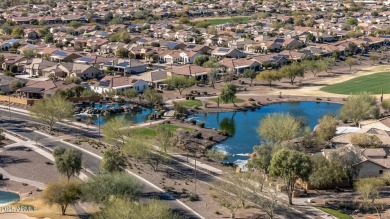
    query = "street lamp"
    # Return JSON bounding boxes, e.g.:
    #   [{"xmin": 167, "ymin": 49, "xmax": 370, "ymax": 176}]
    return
[
  {"xmin": 97, "ymin": 114, "xmax": 101, "ymax": 142},
  {"xmin": 8, "ymin": 93, "xmax": 11, "ymax": 119}
]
